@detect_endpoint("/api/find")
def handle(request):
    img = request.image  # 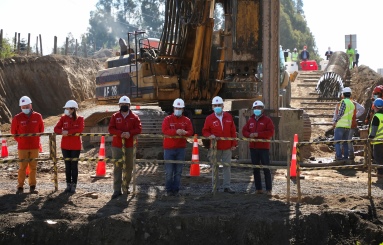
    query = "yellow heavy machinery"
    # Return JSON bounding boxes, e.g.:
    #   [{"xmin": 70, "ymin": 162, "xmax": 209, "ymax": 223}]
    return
[{"xmin": 85, "ymin": 0, "xmax": 309, "ymax": 158}]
